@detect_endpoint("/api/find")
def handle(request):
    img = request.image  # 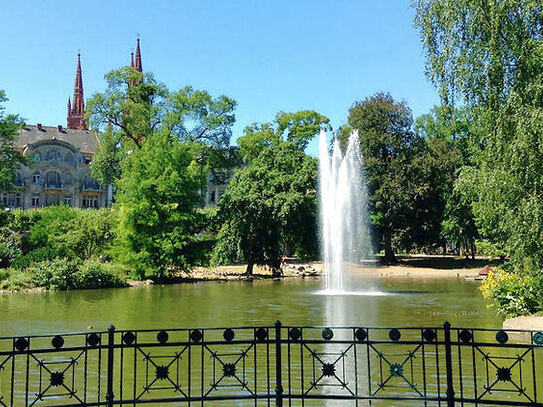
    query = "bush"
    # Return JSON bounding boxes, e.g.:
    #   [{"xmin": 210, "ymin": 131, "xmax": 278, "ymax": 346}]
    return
[
  {"xmin": 74, "ymin": 259, "xmax": 127, "ymax": 289},
  {"xmin": 0, "ymin": 269, "xmax": 34, "ymax": 291},
  {"xmin": 480, "ymin": 269, "xmax": 543, "ymax": 318},
  {"xmin": 26, "ymin": 258, "xmax": 79, "ymax": 290},
  {"xmin": 20, "ymin": 258, "xmax": 127, "ymax": 291}
]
